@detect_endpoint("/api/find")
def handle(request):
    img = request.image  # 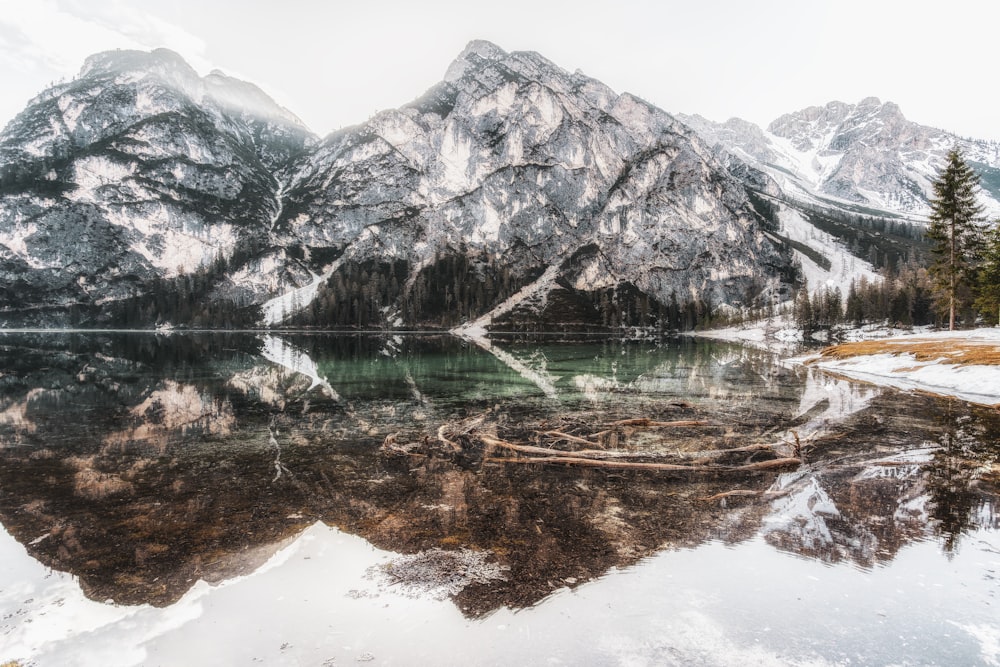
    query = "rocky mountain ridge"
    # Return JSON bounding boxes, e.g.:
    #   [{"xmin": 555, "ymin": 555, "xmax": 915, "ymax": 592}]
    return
[
  {"xmin": 0, "ymin": 41, "xmax": 798, "ymax": 329},
  {"xmin": 680, "ymin": 97, "xmax": 1000, "ymax": 217},
  {"xmin": 0, "ymin": 47, "xmax": 314, "ymax": 324},
  {"xmin": 265, "ymin": 40, "xmax": 797, "ymax": 330}
]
